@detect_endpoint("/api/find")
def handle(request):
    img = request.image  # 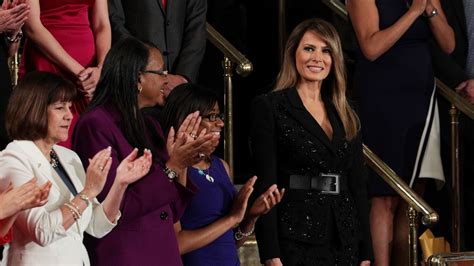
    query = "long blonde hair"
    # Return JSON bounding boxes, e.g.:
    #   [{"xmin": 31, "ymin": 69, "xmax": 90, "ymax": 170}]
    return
[{"xmin": 275, "ymin": 18, "xmax": 360, "ymax": 140}]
